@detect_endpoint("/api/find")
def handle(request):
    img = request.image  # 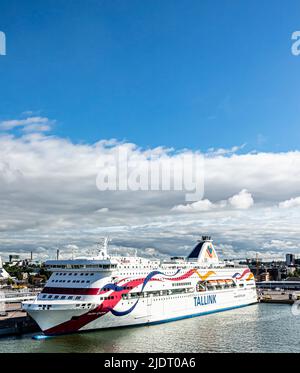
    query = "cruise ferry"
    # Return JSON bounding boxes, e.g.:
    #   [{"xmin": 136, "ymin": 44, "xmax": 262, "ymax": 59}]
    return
[{"xmin": 22, "ymin": 236, "xmax": 257, "ymax": 335}]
